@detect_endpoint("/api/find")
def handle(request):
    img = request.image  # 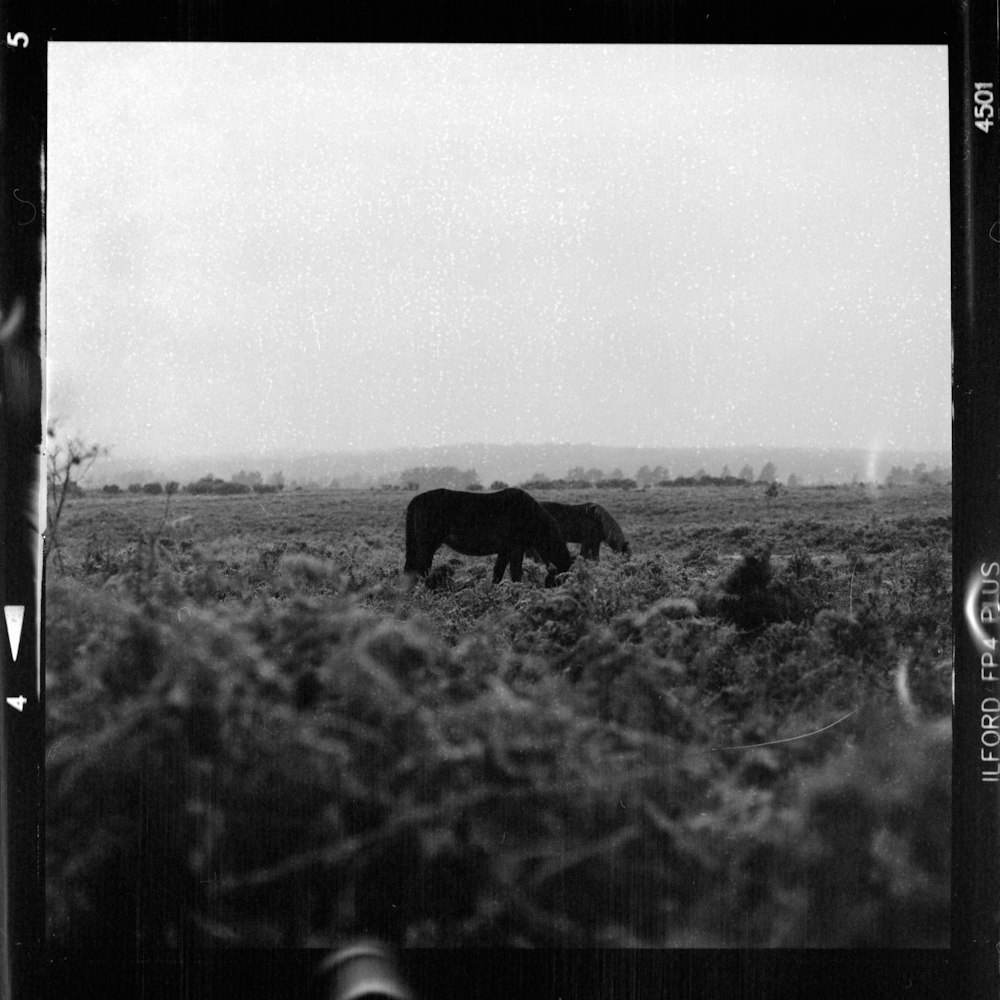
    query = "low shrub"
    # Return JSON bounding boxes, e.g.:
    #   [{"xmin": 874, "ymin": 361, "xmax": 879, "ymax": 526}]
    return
[{"xmin": 700, "ymin": 549, "xmax": 807, "ymax": 632}]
